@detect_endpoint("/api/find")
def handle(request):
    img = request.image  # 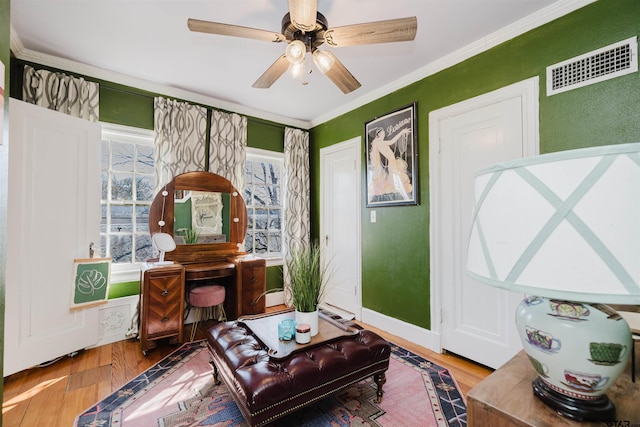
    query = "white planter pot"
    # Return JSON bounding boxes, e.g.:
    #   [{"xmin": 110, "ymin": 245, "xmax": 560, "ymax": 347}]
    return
[{"xmin": 295, "ymin": 309, "xmax": 319, "ymax": 337}]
